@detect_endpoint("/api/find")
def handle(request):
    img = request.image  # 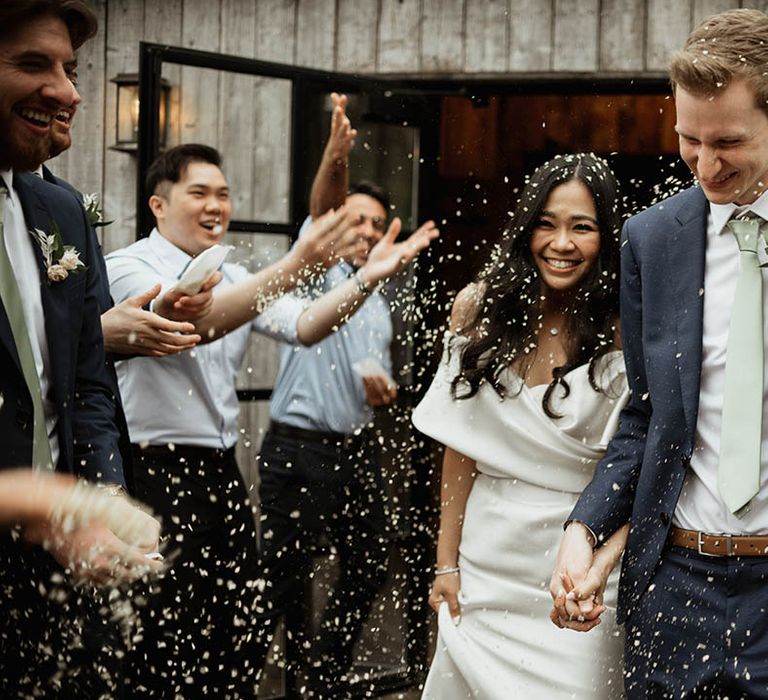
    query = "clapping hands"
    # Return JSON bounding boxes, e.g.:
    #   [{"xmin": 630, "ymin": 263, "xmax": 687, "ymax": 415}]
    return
[{"xmin": 291, "ymin": 207, "xmax": 365, "ymax": 274}]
